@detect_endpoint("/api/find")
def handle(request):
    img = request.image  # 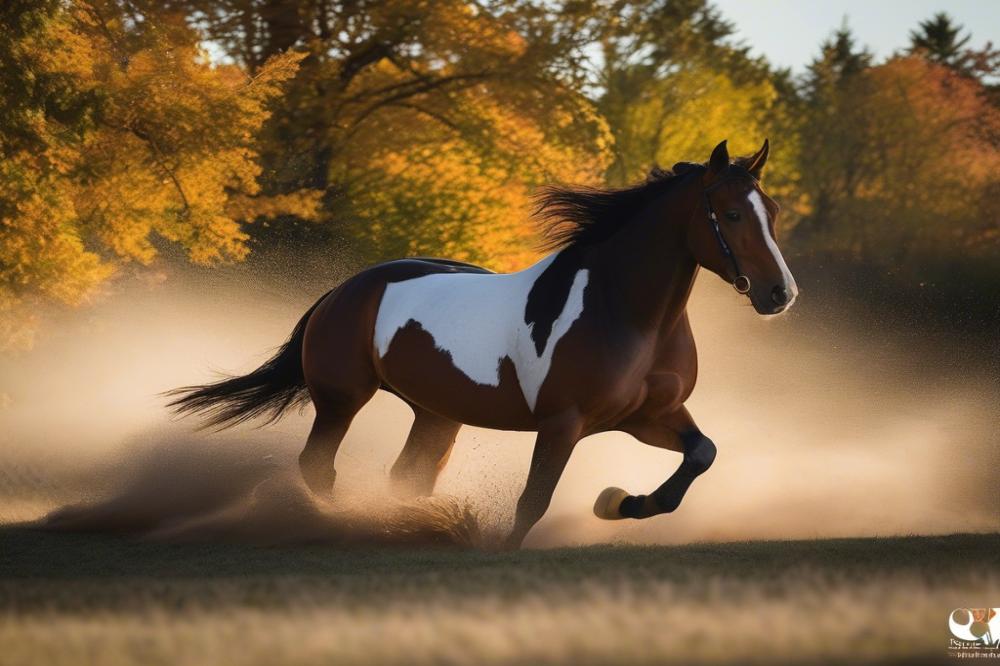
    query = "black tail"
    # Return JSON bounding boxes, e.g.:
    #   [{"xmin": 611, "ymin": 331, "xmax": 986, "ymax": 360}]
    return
[{"xmin": 165, "ymin": 292, "xmax": 330, "ymax": 430}]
